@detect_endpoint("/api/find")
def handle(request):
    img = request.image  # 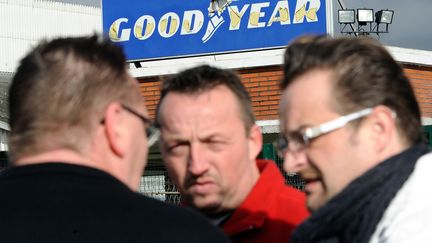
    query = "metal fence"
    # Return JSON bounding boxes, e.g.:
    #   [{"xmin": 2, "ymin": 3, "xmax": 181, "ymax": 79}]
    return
[
  {"xmin": 139, "ymin": 169, "xmax": 182, "ymax": 204},
  {"xmin": 261, "ymin": 143, "xmax": 305, "ymax": 190}
]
